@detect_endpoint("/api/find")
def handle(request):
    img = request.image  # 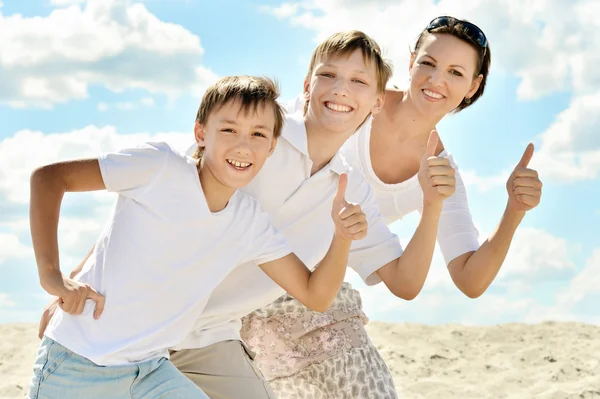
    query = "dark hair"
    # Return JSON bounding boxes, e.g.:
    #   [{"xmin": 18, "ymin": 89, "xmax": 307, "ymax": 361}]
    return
[
  {"xmin": 193, "ymin": 75, "xmax": 284, "ymax": 160},
  {"xmin": 414, "ymin": 19, "xmax": 491, "ymax": 112}
]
